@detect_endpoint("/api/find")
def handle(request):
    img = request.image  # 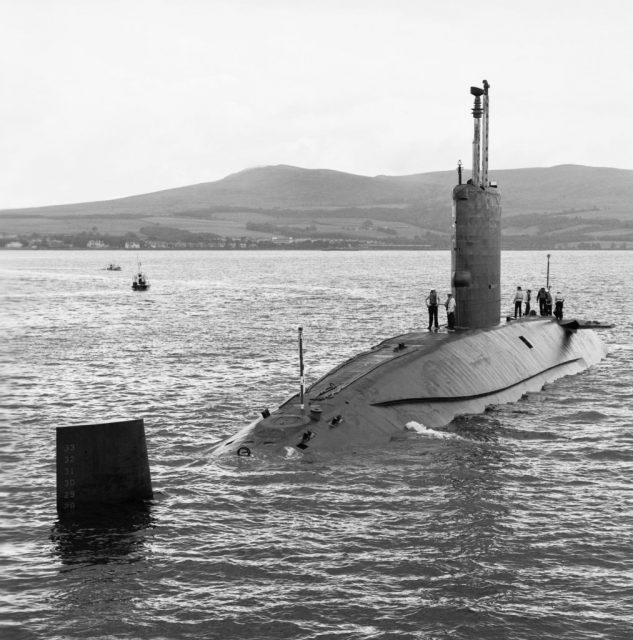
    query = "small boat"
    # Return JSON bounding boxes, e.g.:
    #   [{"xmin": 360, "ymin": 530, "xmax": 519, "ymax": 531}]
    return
[
  {"xmin": 132, "ymin": 262, "xmax": 150, "ymax": 291},
  {"xmin": 105, "ymin": 263, "xmax": 122, "ymax": 271}
]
